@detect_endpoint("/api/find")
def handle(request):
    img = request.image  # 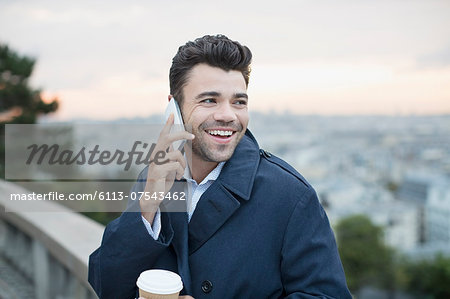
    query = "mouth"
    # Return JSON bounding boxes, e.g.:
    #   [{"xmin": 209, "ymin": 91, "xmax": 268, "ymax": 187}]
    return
[{"xmin": 205, "ymin": 129, "xmax": 236, "ymax": 144}]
